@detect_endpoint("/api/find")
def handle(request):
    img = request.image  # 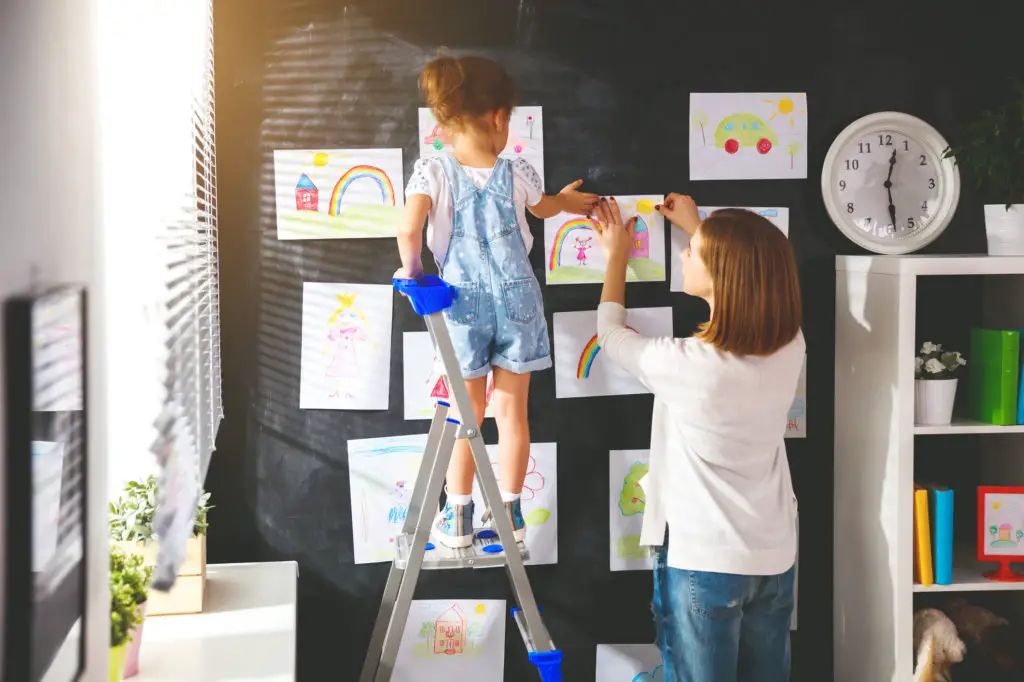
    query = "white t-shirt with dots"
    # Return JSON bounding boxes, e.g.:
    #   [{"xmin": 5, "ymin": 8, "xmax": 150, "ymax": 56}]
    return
[{"xmin": 406, "ymin": 156, "xmax": 544, "ymax": 262}]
